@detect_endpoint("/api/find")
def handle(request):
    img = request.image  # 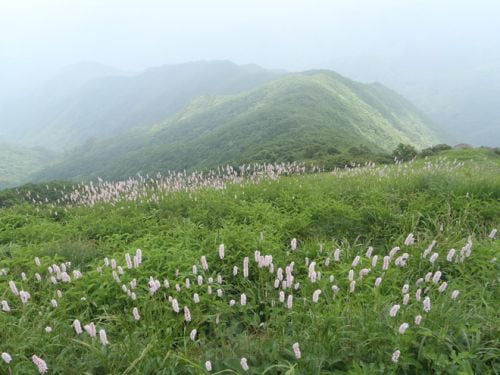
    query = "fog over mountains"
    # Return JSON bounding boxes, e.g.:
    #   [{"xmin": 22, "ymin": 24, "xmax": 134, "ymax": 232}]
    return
[
  {"xmin": 1, "ymin": 3, "xmax": 499, "ymax": 373},
  {"xmin": 0, "ymin": 61, "xmax": 281, "ymax": 150},
  {"xmin": 3, "ymin": 56, "xmax": 498, "ymax": 152},
  {"xmin": 0, "ymin": 60, "xmax": 442, "ymax": 187},
  {"xmin": 0, "ymin": 0, "xmax": 499, "ymax": 188},
  {"xmin": 331, "ymin": 56, "xmax": 500, "ymax": 147},
  {"xmin": 29, "ymin": 67, "xmax": 439, "ymax": 182}
]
